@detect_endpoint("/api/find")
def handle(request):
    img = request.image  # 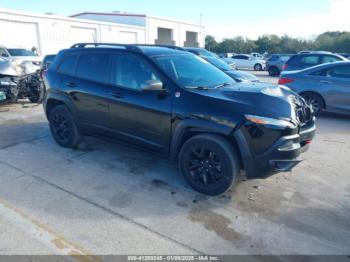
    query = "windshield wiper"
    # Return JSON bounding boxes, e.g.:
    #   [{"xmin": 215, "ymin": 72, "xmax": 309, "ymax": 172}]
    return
[
  {"xmin": 213, "ymin": 82, "xmax": 232, "ymax": 89},
  {"xmin": 185, "ymin": 86, "xmax": 209, "ymax": 90}
]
